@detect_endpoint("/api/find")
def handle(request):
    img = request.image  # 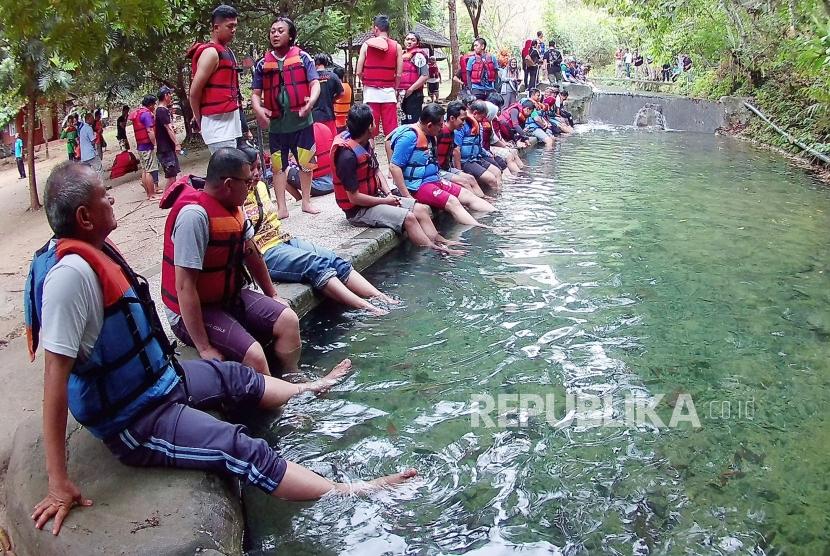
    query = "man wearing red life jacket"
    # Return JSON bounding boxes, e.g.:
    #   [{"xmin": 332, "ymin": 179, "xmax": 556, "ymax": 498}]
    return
[
  {"xmin": 187, "ymin": 5, "xmax": 243, "ymax": 153},
  {"xmin": 356, "ymin": 14, "xmax": 403, "ymax": 141},
  {"xmin": 161, "ymin": 148, "xmax": 302, "ymax": 376},
  {"xmin": 26, "ymin": 162, "xmax": 415, "ymax": 534},
  {"xmin": 398, "ymin": 32, "xmax": 429, "ymax": 125},
  {"xmin": 332, "ymin": 104, "xmax": 464, "ymax": 255},
  {"xmin": 130, "ymin": 95, "xmax": 159, "ymax": 199},
  {"xmin": 435, "ymin": 101, "xmax": 489, "ymax": 200},
  {"xmin": 452, "ymin": 49, "xmax": 474, "ymax": 93},
  {"xmin": 466, "ymin": 37, "xmax": 500, "ymax": 101},
  {"xmin": 251, "ymin": 17, "xmax": 321, "ymax": 219}
]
